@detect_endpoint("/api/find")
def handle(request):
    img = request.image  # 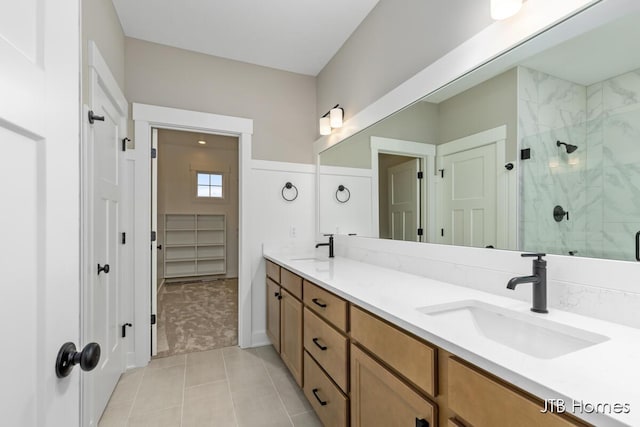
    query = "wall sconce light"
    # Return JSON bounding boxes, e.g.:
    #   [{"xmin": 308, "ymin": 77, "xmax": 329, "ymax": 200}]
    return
[
  {"xmin": 491, "ymin": 0, "xmax": 523, "ymax": 20},
  {"xmin": 319, "ymin": 104, "xmax": 344, "ymax": 135}
]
